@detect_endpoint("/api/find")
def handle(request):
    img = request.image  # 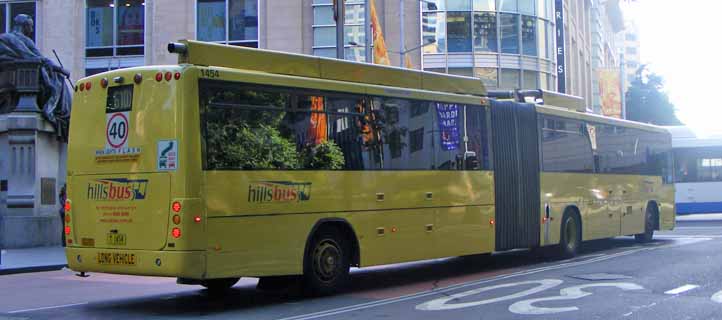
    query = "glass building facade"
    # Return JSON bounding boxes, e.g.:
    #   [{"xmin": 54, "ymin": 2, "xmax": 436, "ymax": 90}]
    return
[{"xmin": 421, "ymin": 0, "xmax": 556, "ymax": 90}]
